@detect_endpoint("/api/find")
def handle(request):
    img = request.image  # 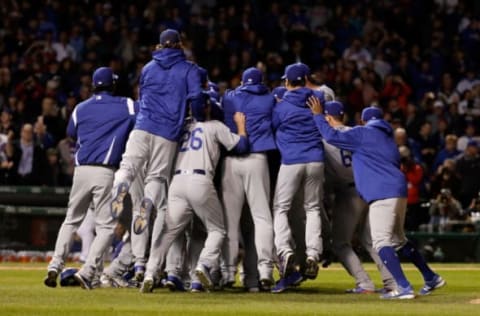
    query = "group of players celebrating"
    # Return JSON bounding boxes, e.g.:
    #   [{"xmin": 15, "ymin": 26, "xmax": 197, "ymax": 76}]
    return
[{"xmin": 43, "ymin": 29, "xmax": 446, "ymax": 299}]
